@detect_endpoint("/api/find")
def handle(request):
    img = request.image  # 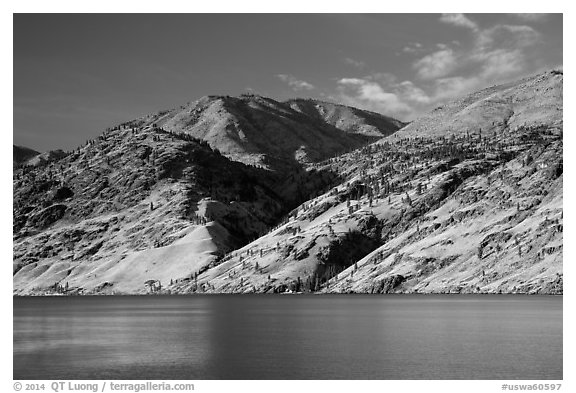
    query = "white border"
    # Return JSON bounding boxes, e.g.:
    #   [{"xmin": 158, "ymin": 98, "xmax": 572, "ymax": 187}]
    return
[{"xmin": 3, "ymin": 2, "xmax": 571, "ymax": 393}]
